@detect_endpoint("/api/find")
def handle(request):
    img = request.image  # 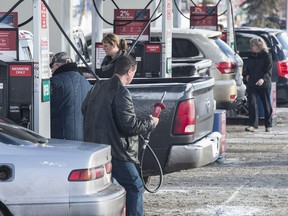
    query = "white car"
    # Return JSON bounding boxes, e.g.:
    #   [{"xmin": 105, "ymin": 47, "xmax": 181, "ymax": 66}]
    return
[
  {"xmin": 0, "ymin": 117, "xmax": 125, "ymax": 216},
  {"xmin": 150, "ymin": 28, "xmax": 246, "ymax": 110}
]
